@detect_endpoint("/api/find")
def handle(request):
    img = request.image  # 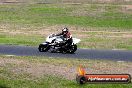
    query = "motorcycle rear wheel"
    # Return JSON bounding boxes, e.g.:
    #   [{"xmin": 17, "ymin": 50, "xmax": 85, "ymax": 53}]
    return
[{"xmin": 68, "ymin": 45, "xmax": 77, "ymax": 54}]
